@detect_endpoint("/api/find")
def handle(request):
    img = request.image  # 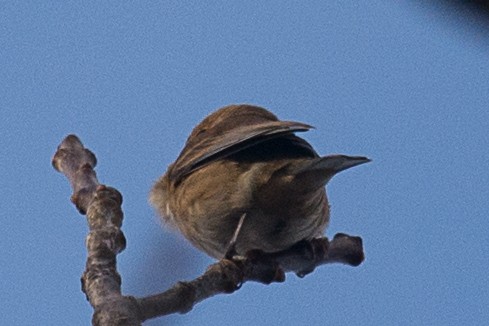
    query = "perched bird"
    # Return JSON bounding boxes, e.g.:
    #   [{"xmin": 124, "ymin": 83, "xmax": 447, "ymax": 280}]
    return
[{"xmin": 150, "ymin": 104, "xmax": 369, "ymax": 259}]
